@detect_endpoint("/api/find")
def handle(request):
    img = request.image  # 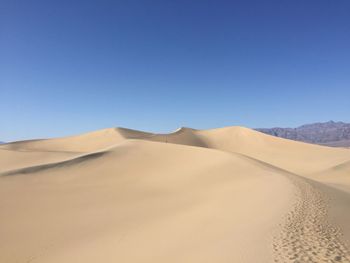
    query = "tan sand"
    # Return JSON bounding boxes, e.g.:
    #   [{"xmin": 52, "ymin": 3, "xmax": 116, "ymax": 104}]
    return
[{"xmin": 1, "ymin": 126, "xmax": 350, "ymax": 262}]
